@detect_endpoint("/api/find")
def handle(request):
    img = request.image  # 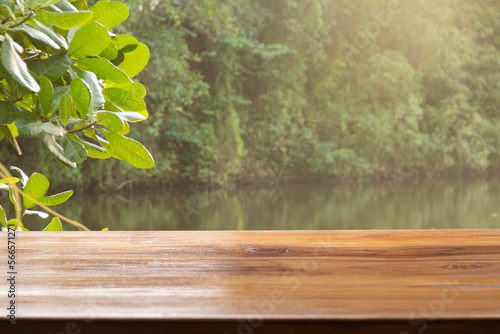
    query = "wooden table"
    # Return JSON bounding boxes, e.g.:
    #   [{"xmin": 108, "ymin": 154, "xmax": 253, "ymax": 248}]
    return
[{"xmin": 1, "ymin": 230, "xmax": 500, "ymax": 333}]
